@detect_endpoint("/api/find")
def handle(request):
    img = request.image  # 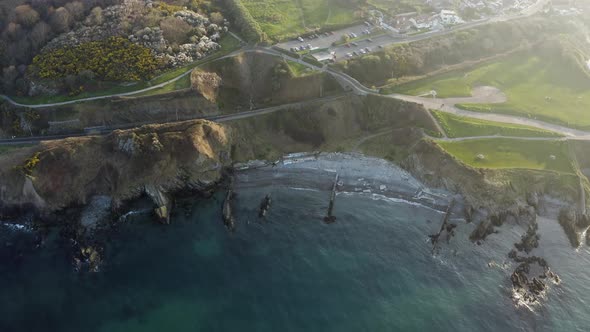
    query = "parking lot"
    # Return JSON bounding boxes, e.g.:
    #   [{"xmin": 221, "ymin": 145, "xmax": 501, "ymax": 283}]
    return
[
  {"xmin": 276, "ymin": 23, "xmax": 380, "ymax": 52},
  {"xmin": 275, "ymin": 23, "xmax": 410, "ymax": 63}
]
